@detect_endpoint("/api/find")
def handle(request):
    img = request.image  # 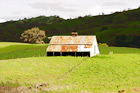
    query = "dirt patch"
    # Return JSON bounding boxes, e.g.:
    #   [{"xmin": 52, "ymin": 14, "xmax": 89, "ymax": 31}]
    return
[
  {"xmin": 0, "ymin": 83, "xmax": 51, "ymax": 93},
  {"xmin": 131, "ymin": 88, "xmax": 140, "ymax": 92},
  {"xmin": 0, "ymin": 86, "xmax": 11, "ymax": 93},
  {"xmin": 0, "ymin": 86, "xmax": 32, "ymax": 93},
  {"xmin": 118, "ymin": 88, "xmax": 140, "ymax": 93},
  {"xmin": 1, "ymin": 85, "xmax": 140, "ymax": 93},
  {"xmin": 118, "ymin": 89, "xmax": 125, "ymax": 93}
]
